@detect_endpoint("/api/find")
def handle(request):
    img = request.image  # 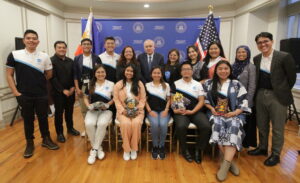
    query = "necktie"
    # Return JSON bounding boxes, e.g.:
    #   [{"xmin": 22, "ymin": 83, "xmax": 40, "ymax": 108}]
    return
[{"xmin": 148, "ymin": 55, "xmax": 152, "ymax": 69}]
